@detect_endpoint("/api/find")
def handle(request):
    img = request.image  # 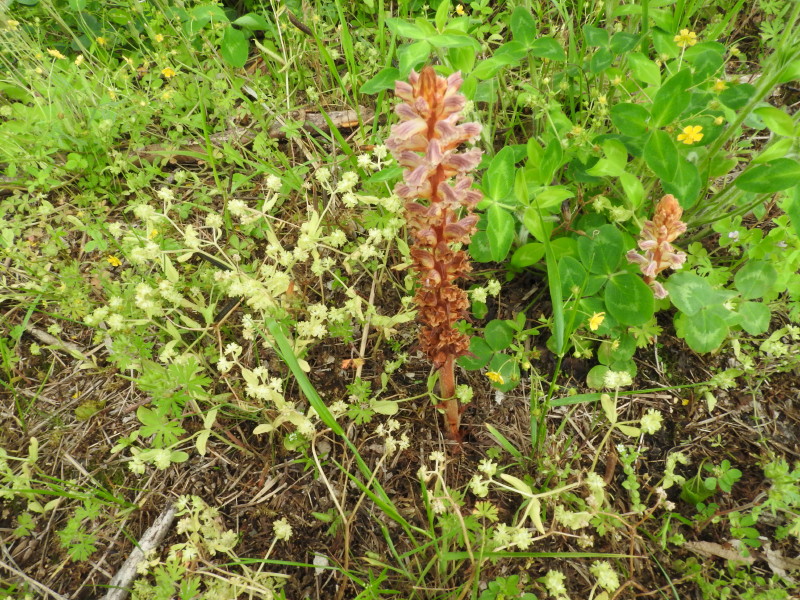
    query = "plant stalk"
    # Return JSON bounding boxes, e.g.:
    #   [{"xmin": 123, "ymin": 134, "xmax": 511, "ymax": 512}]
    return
[{"xmin": 438, "ymin": 355, "xmax": 462, "ymax": 441}]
